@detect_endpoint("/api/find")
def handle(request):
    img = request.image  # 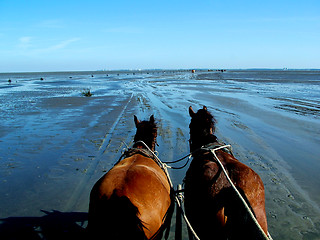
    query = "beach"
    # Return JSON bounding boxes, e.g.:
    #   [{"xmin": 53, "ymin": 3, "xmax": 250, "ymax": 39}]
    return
[{"xmin": 0, "ymin": 70, "xmax": 319, "ymax": 239}]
